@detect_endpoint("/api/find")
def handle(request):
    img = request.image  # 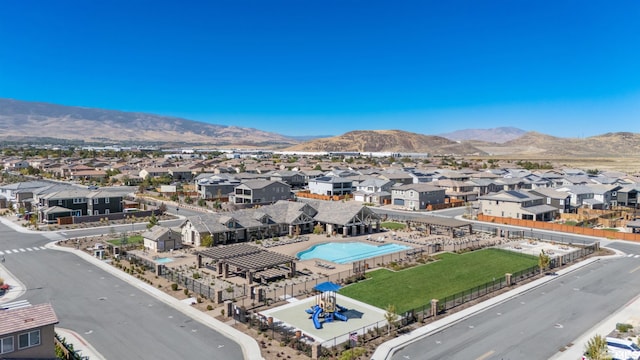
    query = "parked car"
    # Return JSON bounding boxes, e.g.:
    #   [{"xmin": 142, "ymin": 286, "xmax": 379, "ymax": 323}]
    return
[{"xmin": 607, "ymin": 337, "xmax": 640, "ymax": 360}]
